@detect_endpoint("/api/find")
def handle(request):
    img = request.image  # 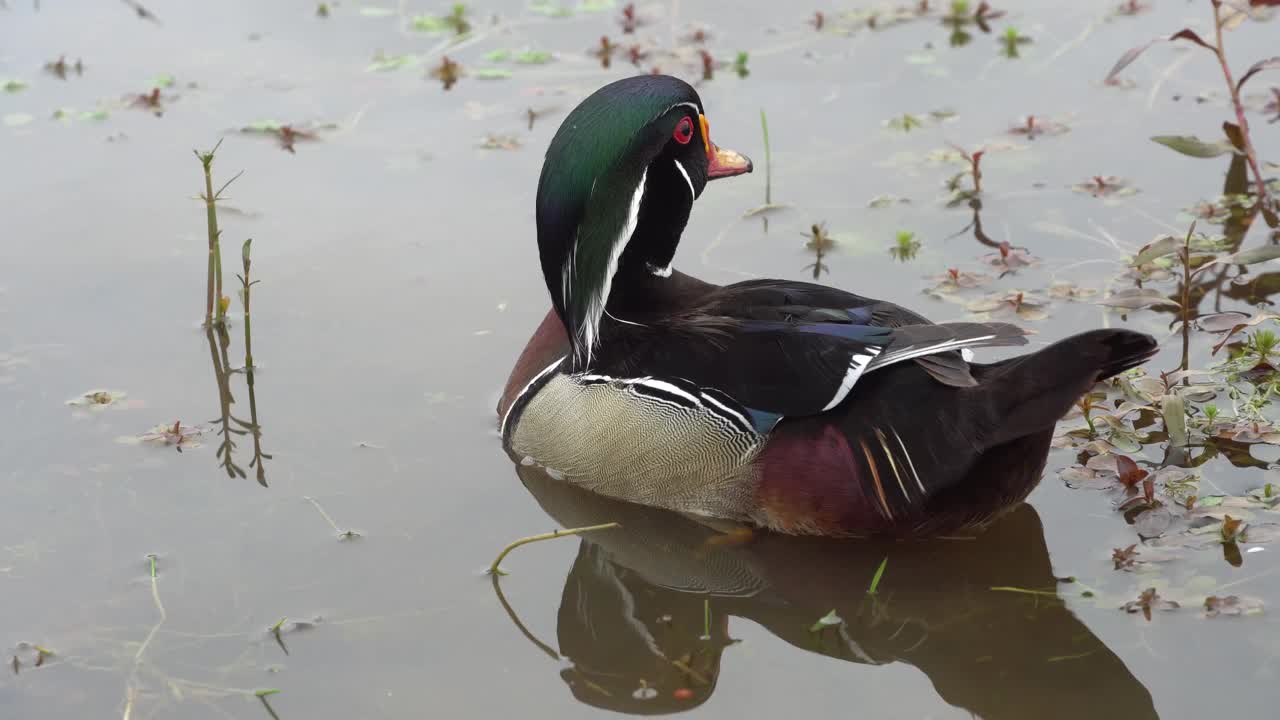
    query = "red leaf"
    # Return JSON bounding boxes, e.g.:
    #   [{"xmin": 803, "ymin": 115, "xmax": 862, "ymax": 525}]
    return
[
  {"xmin": 1236, "ymin": 56, "xmax": 1280, "ymax": 93},
  {"xmin": 1105, "ymin": 30, "xmax": 1216, "ymax": 84},
  {"xmin": 1113, "ymin": 544, "xmax": 1139, "ymax": 570},
  {"xmin": 1114, "ymin": 455, "xmax": 1149, "ymax": 489}
]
